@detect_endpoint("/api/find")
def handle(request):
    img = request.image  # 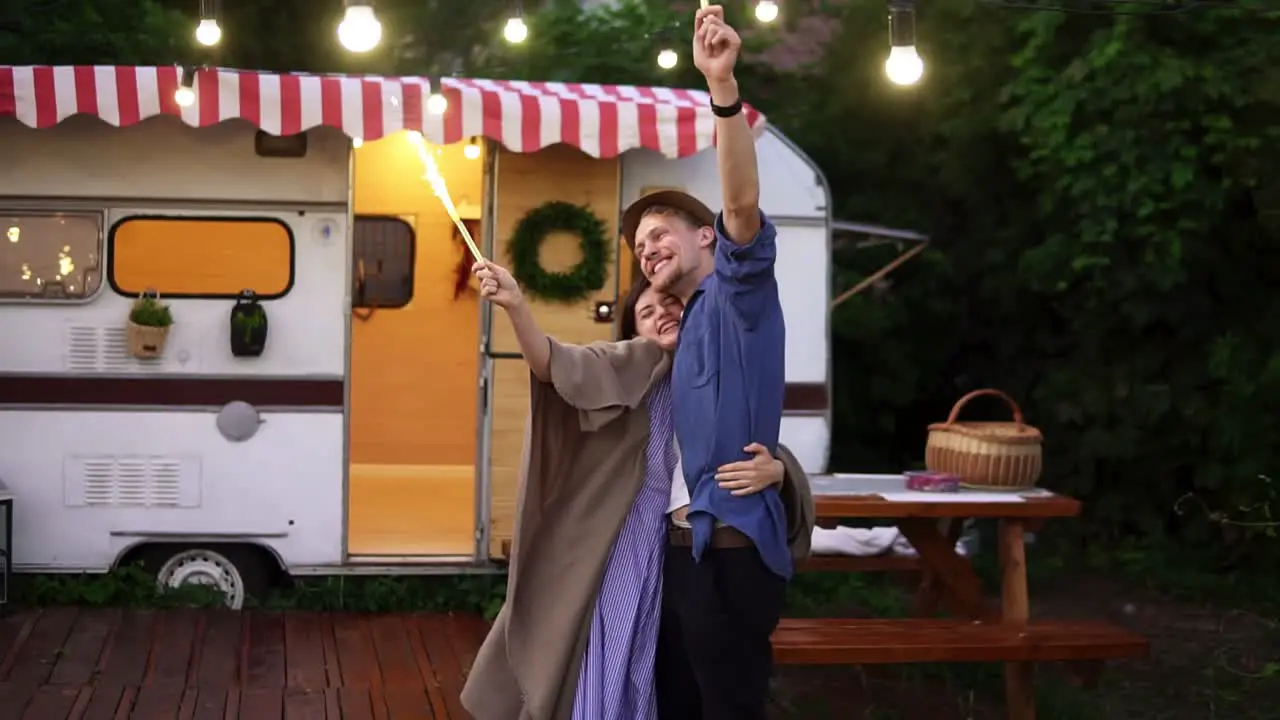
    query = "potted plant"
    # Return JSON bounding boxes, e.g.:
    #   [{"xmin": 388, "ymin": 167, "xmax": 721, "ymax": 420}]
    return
[
  {"xmin": 229, "ymin": 290, "xmax": 269, "ymax": 358},
  {"xmin": 126, "ymin": 292, "xmax": 174, "ymax": 359}
]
